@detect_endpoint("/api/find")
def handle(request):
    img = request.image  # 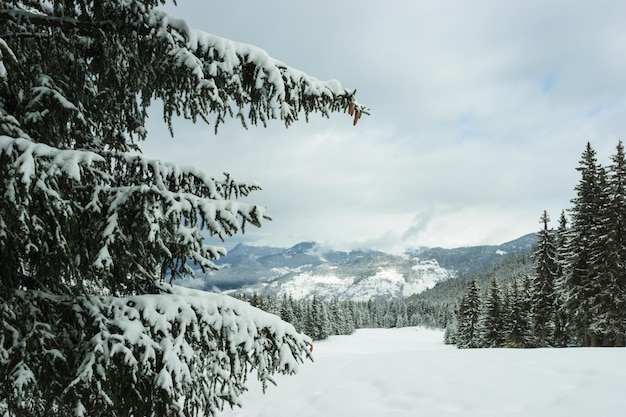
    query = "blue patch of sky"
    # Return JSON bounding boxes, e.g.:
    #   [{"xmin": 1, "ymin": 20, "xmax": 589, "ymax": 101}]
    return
[
  {"xmin": 588, "ymin": 104, "xmax": 605, "ymax": 118},
  {"xmin": 540, "ymin": 74, "xmax": 557, "ymax": 92},
  {"xmin": 587, "ymin": 96, "xmax": 624, "ymax": 118},
  {"xmin": 453, "ymin": 114, "xmax": 480, "ymax": 141}
]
